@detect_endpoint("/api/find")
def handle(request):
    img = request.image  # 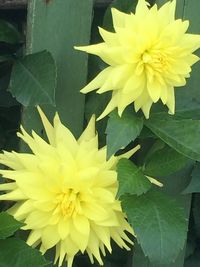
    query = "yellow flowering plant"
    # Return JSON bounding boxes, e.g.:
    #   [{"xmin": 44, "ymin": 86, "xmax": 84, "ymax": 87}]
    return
[
  {"xmin": 75, "ymin": 0, "xmax": 200, "ymax": 119},
  {"xmin": 0, "ymin": 107, "xmax": 148, "ymax": 267}
]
